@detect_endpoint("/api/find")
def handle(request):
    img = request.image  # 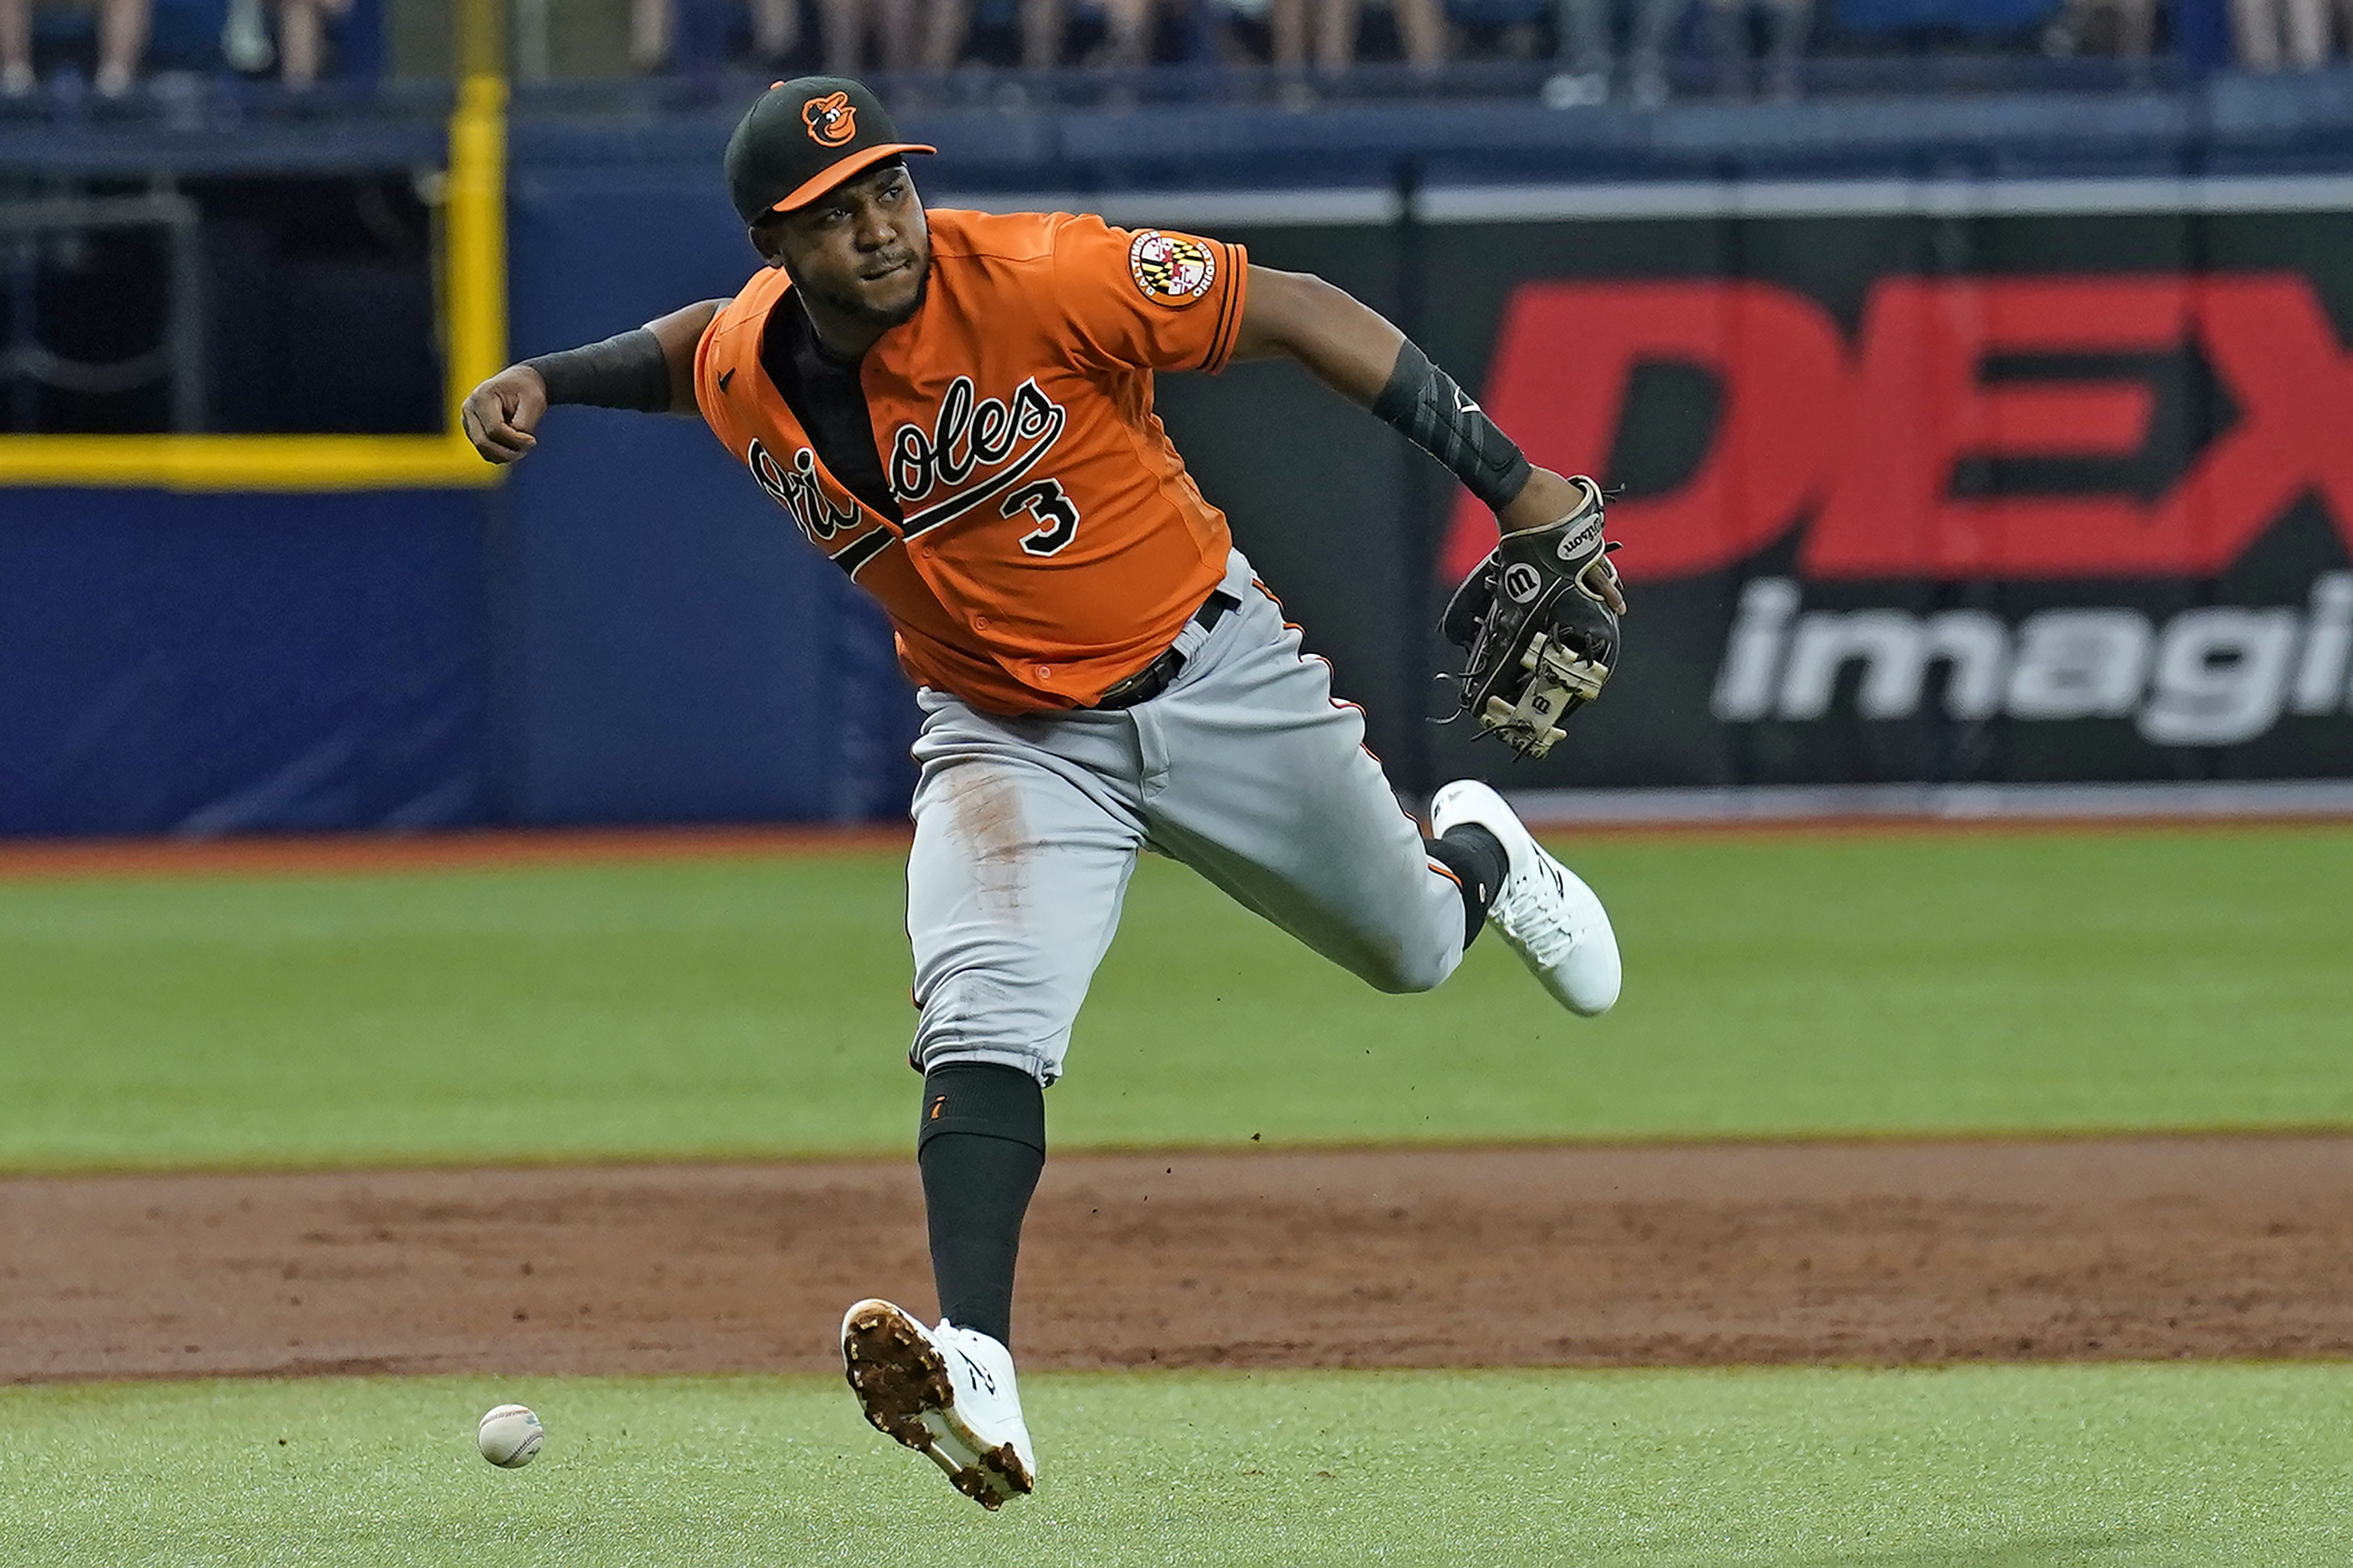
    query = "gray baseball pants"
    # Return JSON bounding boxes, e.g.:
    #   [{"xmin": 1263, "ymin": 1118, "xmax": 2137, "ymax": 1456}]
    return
[{"xmin": 906, "ymin": 548, "xmax": 1467, "ymax": 1085}]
